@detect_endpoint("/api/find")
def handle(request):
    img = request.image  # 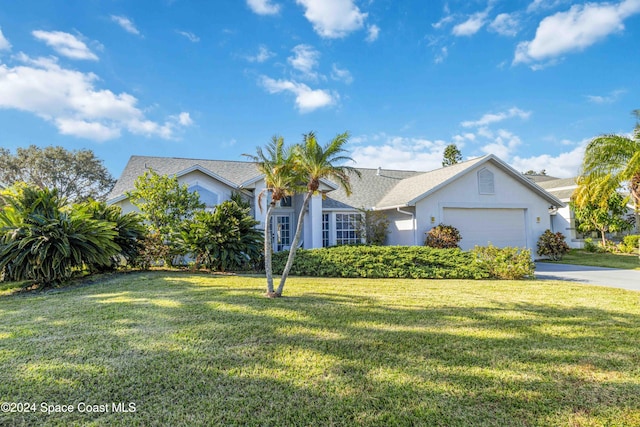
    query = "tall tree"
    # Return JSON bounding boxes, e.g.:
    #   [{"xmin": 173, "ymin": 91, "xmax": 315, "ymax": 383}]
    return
[
  {"xmin": 574, "ymin": 113, "xmax": 640, "ymax": 233},
  {"xmin": 243, "ymin": 137, "xmax": 299, "ymax": 296},
  {"xmin": 0, "ymin": 145, "xmax": 115, "ymax": 202},
  {"xmin": 571, "ymin": 192, "xmax": 632, "ymax": 247},
  {"xmin": 276, "ymin": 131, "xmax": 360, "ymax": 297},
  {"xmin": 442, "ymin": 144, "xmax": 462, "ymax": 167}
]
